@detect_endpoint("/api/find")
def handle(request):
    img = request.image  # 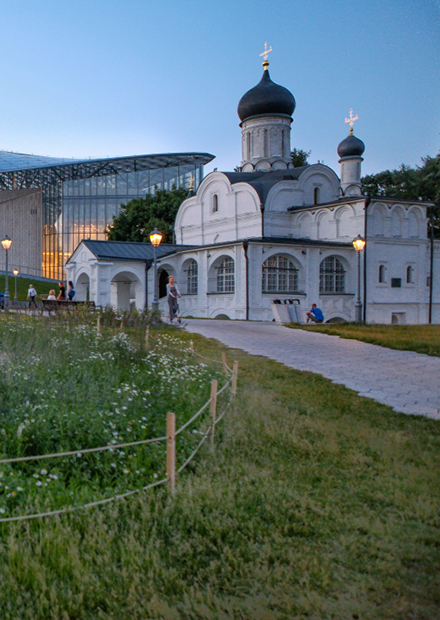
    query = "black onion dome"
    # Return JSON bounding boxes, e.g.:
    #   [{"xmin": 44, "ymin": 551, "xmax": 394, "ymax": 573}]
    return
[
  {"xmin": 337, "ymin": 133, "xmax": 365, "ymax": 158},
  {"xmin": 237, "ymin": 68, "xmax": 296, "ymax": 122}
]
